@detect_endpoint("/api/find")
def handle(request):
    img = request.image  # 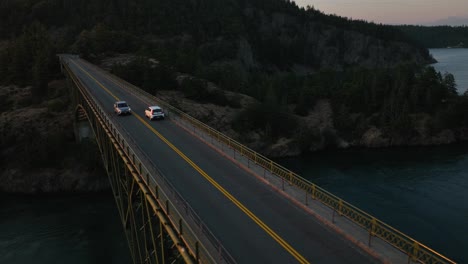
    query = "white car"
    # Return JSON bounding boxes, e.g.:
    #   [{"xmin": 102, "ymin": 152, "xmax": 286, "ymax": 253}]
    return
[{"xmin": 145, "ymin": 106, "xmax": 165, "ymax": 120}]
